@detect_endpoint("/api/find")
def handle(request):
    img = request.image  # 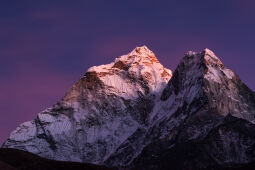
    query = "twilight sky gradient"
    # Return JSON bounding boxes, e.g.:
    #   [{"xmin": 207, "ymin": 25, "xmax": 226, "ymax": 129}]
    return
[{"xmin": 1, "ymin": 0, "xmax": 255, "ymax": 145}]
